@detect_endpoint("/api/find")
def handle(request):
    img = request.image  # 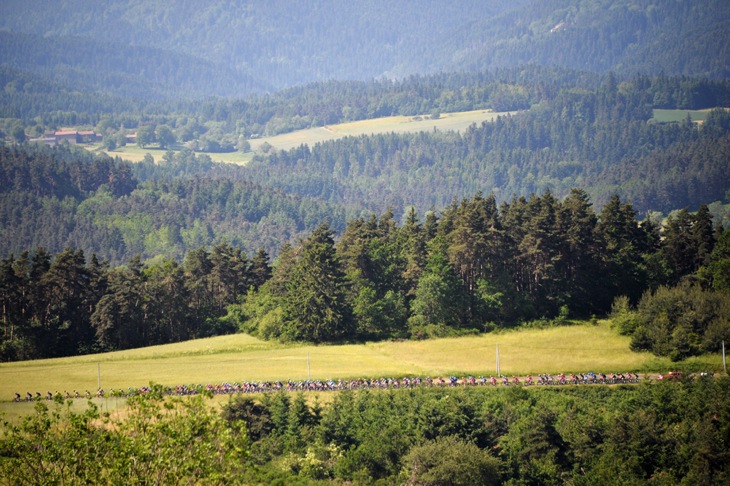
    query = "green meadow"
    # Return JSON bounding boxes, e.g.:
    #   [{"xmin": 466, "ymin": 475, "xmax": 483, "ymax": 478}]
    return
[
  {"xmin": 100, "ymin": 144, "xmax": 254, "ymax": 165},
  {"xmin": 651, "ymin": 107, "xmax": 728, "ymax": 124},
  {"xmin": 1, "ymin": 321, "xmax": 720, "ymax": 406}
]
